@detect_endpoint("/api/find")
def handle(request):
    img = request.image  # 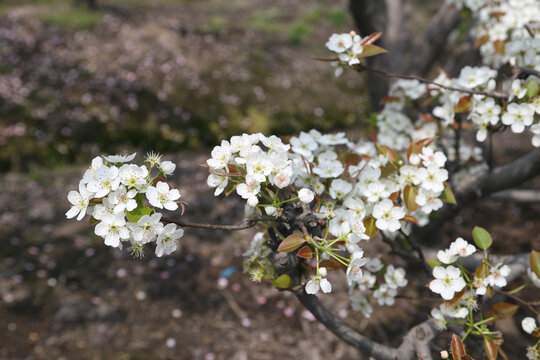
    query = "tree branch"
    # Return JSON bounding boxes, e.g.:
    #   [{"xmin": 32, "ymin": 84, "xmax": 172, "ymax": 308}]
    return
[
  {"xmin": 353, "ymin": 64, "xmax": 509, "ymax": 99},
  {"xmin": 406, "ymin": 4, "xmax": 461, "ymax": 75},
  {"xmin": 294, "ymin": 287, "xmax": 437, "ymax": 360},
  {"xmin": 413, "ymin": 147, "xmax": 540, "ymax": 242},
  {"xmin": 490, "ymin": 189, "xmax": 540, "ymax": 203},
  {"xmin": 161, "ymin": 216, "xmax": 282, "ymax": 231}
]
